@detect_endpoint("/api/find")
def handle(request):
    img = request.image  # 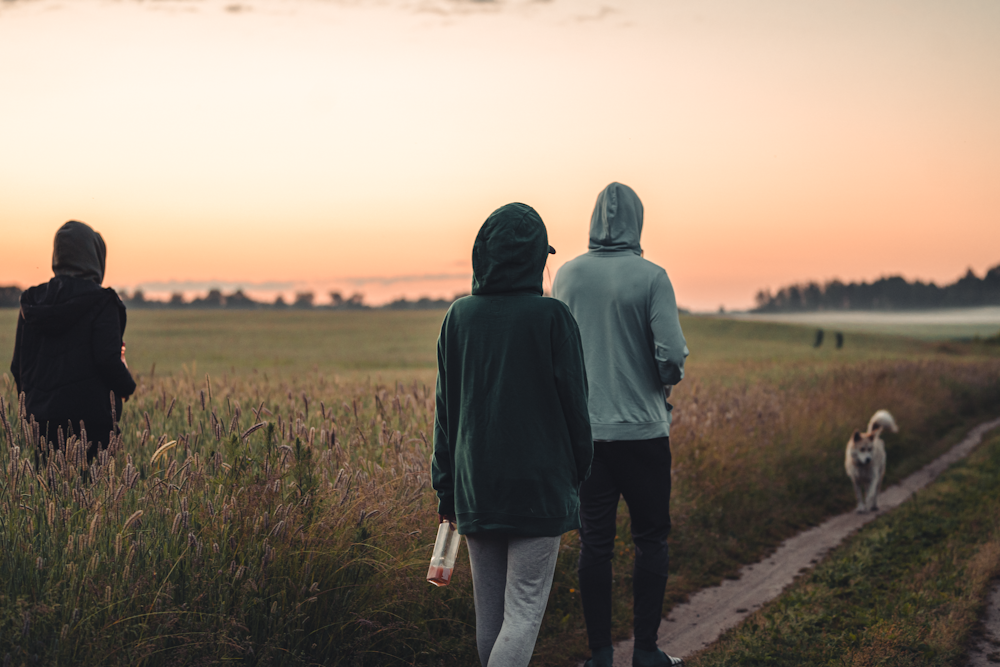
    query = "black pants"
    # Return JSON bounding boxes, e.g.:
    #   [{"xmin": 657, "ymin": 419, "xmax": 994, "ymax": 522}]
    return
[
  {"xmin": 578, "ymin": 437, "xmax": 672, "ymax": 652},
  {"xmin": 40, "ymin": 417, "xmax": 114, "ymax": 462}
]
